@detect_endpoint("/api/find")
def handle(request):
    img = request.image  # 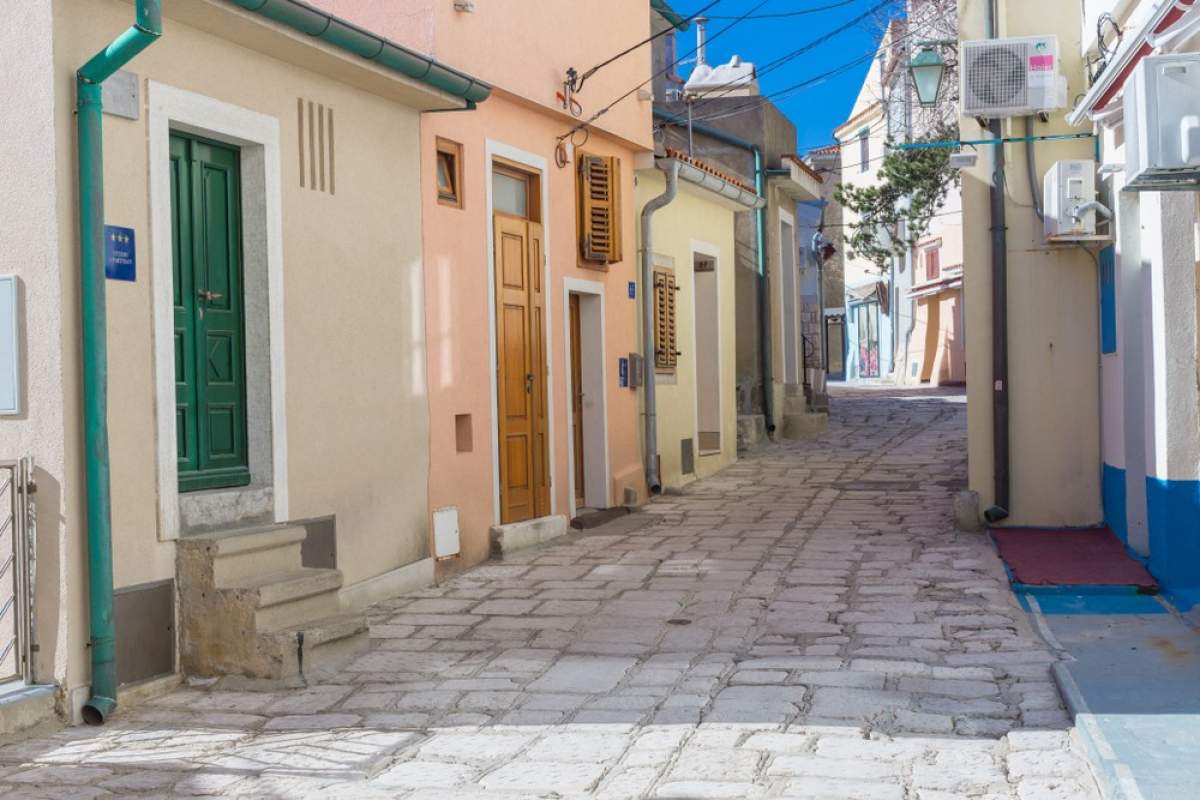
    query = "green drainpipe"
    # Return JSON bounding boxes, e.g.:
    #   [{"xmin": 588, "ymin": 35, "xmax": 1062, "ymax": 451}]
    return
[{"xmin": 76, "ymin": 0, "xmax": 162, "ymax": 726}]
